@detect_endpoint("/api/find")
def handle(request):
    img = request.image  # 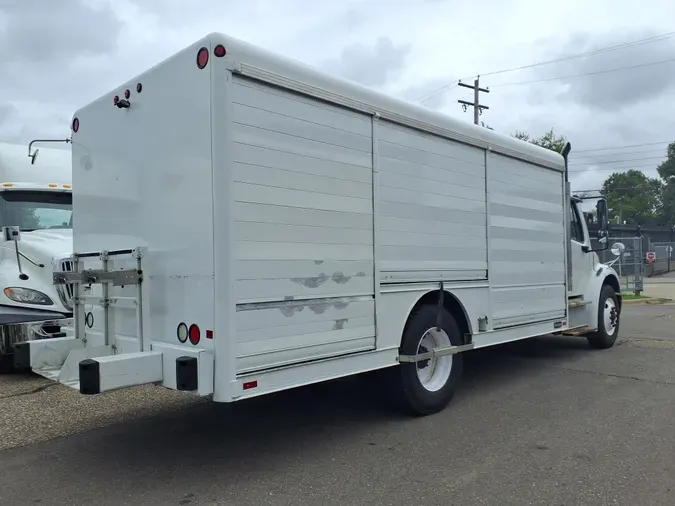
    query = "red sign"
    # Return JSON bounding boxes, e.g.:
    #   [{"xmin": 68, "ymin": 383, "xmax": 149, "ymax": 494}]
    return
[{"xmin": 646, "ymin": 251, "xmax": 656, "ymax": 264}]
